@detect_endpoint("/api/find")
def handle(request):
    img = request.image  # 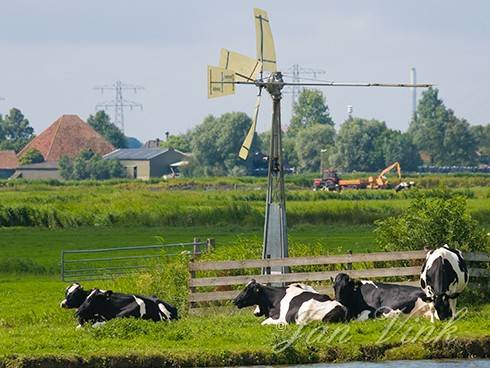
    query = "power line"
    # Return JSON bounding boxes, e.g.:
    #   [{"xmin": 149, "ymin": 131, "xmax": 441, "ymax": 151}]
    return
[
  {"xmin": 94, "ymin": 80, "xmax": 144, "ymax": 133},
  {"xmin": 283, "ymin": 64, "xmax": 326, "ymax": 109}
]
